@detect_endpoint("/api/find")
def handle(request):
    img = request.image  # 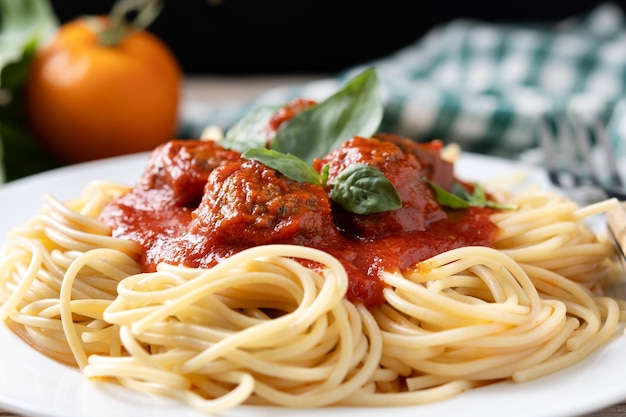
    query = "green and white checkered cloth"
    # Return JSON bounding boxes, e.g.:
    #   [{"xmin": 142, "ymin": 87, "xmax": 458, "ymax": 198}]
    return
[{"xmin": 182, "ymin": 2, "xmax": 626, "ymax": 160}]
